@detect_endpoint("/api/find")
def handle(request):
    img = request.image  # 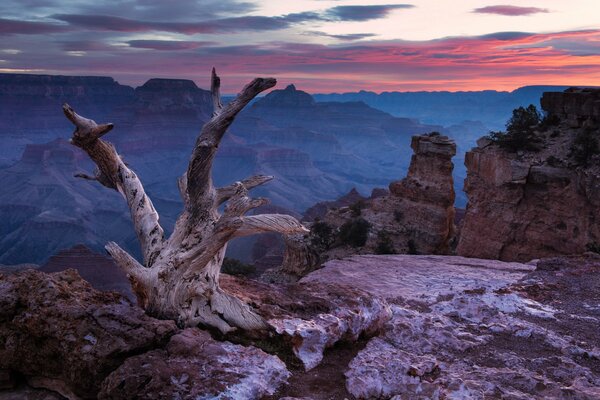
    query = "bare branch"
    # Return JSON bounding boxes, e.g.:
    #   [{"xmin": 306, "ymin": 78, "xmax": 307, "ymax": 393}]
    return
[
  {"xmin": 105, "ymin": 241, "xmax": 153, "ymax": 307},
  {"xmin": 186, "ymin": 71, "xmax": 276, "ymax": 212},
  {"xmin": 234, "ymin": 214, "xmax": 309, "ymax": 238},
  {"xmin": 223, "ymin": 182, "xmax": 269, "ymax": 217},
  {"xmin": 63, "ymin": 104, "xmax": 165, "ymax": 266},
  {"xmin": 63, "ymin": 104, "xmax": 114, "ymax": 142},
  {"xmin": 211, "ymin": 67, "xmax": 223, "ymax": 117},
  {"xmin": 216, "ymin": 174, "xmax": 274, "ymax": 205}
]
